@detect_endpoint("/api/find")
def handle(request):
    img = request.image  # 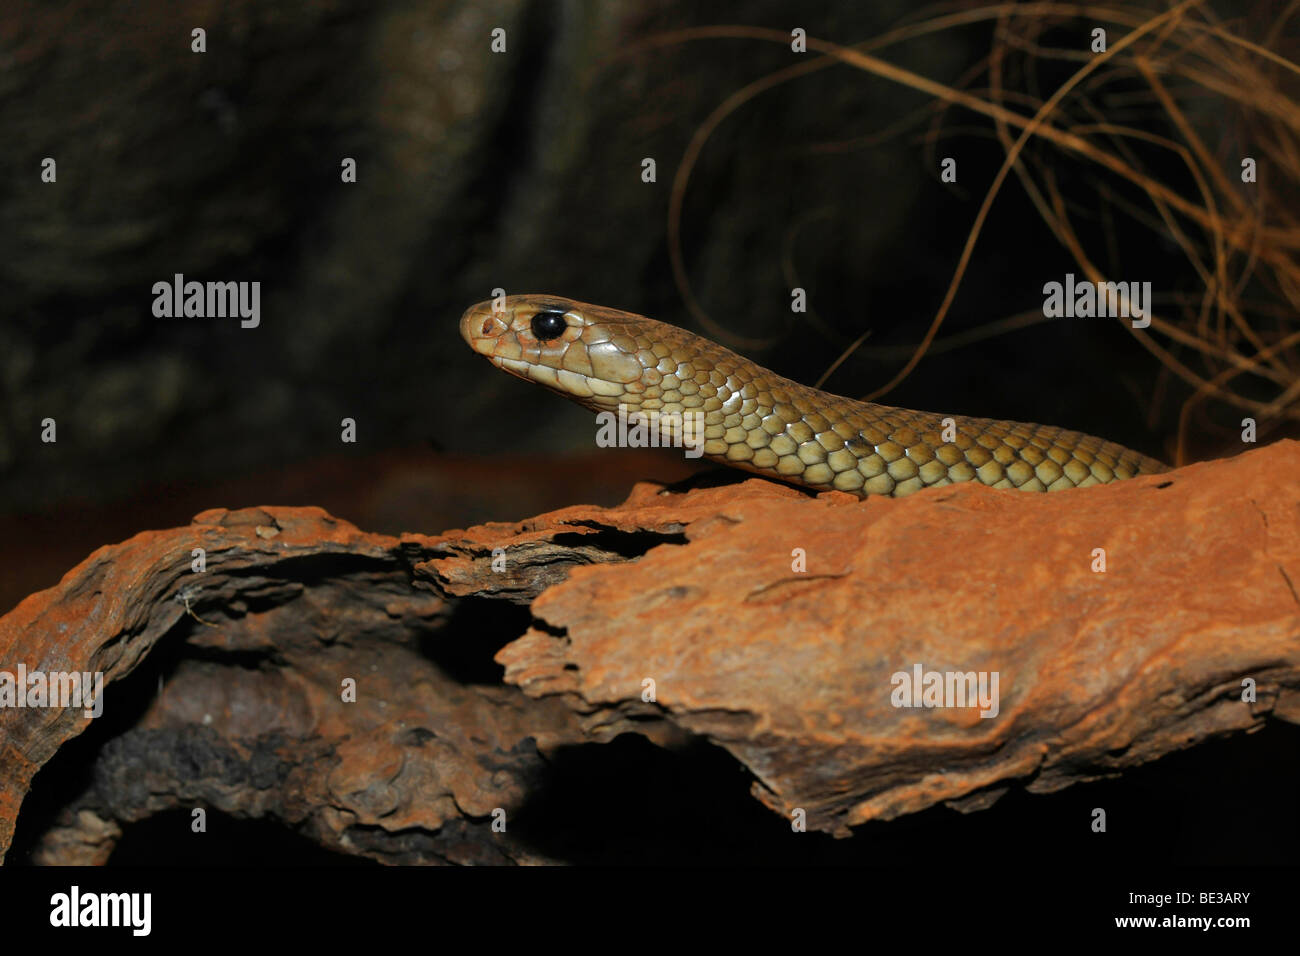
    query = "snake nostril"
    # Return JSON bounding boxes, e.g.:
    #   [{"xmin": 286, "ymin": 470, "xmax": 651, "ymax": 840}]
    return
[{"xmin": 480, "ymin": 318, "xmax": 494, "ymax": 336}]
